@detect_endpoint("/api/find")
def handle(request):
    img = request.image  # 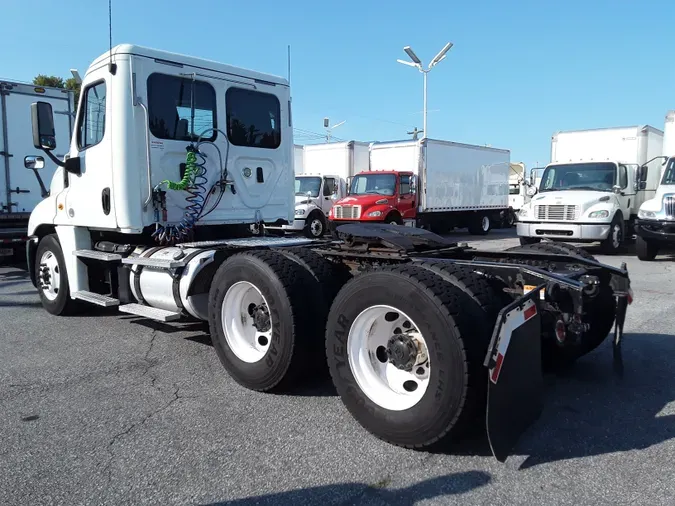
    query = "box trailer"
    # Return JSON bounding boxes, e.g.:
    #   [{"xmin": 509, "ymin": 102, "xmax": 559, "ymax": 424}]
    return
[
  {"xmin": 518, "ymin": 125, "xmax": 664, "ymax": 253},
  {"xmin": 293, "ymin": 144, "xmax": 304, "ymax": 174},
  {"xmin": 330, "ymin": 138, "xmax": 510, "ymax": 235},
  {"xmin": 0, "ymin": 80, "xmax": 74, "ymax": 259}
]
